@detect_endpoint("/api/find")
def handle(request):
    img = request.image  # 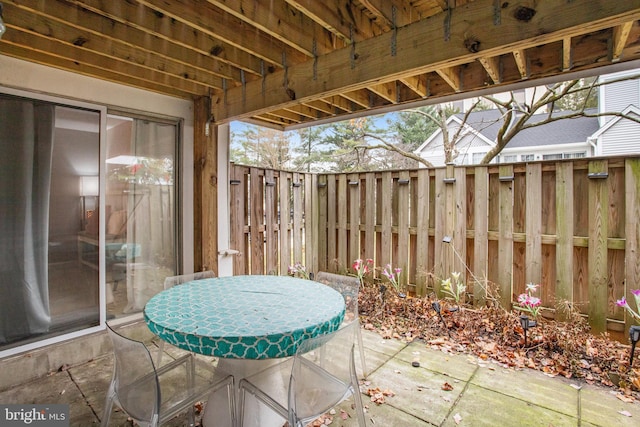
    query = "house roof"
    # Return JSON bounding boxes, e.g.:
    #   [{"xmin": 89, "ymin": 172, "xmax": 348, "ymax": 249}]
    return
[
  {"xmin": 1, "ymin": 1, "xmax": 640, "ymax": 130},
  {"xmin": 455, "ymin": 109, "xmax": 601, "ymax": 149}
]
